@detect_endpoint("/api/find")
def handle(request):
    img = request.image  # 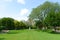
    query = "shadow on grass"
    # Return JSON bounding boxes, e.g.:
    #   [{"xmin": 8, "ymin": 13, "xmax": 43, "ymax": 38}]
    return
[
  {"xmin": 0, "ymin": 38, "xmax": 5, "ymax": 40},
  {"xmin": 48, "ymin": 31, "xmax": 60, "ymax": 34},
  {"xmin": 34, "ymin": 29, "xmax": 41, "ymax": 32},
  {"xmin": 7, "ymin": 31, "xmax": 19, "ymax": 34},
  {"xmin": 7, "ymin": 30, "xmax": 27, "ymax": 34},
  {"xmin": 7, "ymin": 32, "xmax": 19, "ymax": 34},
  {"xmin": 49, "ymin": 31, "xmax": 60, "ymax": 34},
  {"xmin": 0, "ymin": 30, "xmax": 26, "ymax": 34},
  {"xmin": 0, "ymin": 31, "xmax": 19, "ymax": 34}
]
